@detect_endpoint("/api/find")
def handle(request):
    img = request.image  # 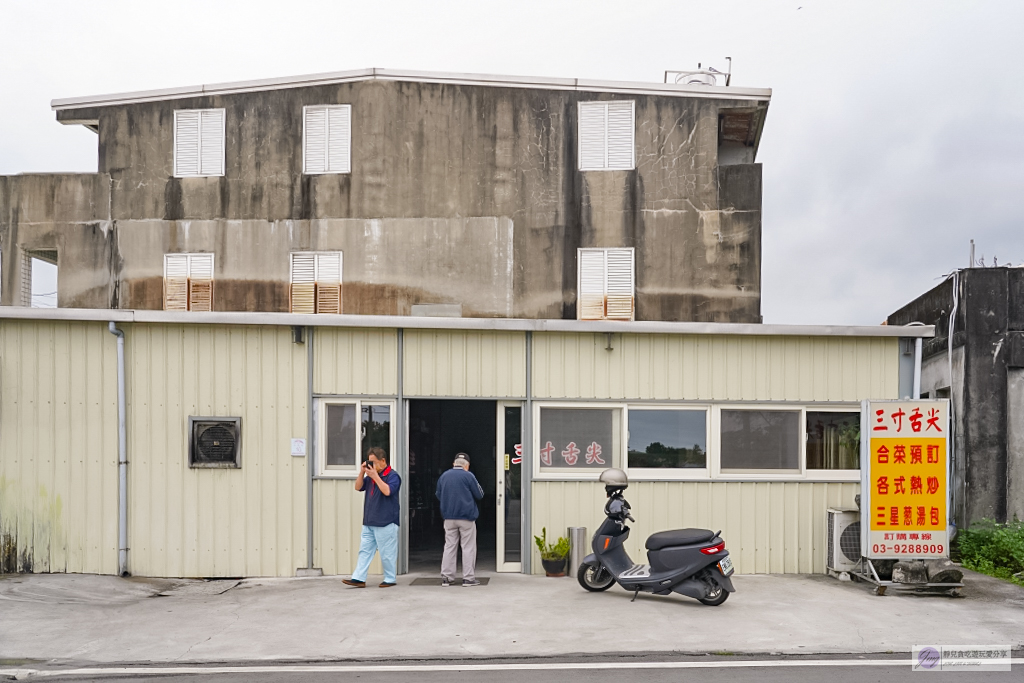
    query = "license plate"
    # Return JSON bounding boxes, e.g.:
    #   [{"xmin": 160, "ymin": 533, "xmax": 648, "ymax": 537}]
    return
[{"xmin": 718, "ymin": 555, "xmax": 734, "ymax": 576}]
